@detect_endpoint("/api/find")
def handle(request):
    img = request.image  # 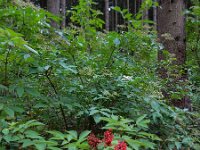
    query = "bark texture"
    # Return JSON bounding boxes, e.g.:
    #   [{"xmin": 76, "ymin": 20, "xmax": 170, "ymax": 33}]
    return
[
  {"xmin": 105, "ymin": 0, "xmax": 109, "ymax": 31},
  {"xmin": 157, "ymin": 0, "xmax": 191, "ymax": 109},
  {"xmin": 153, "ymin": 0, "xmax": 157, "ymax": 29},
  {"xmin": 115, "ymin": 0, "xmax": 118, "ymax": 30},
  {"xmin": 61, "ymin": 0, "xmax": 66, "ymax": 28},
  {"xmin": 47, "ymin": 0, "xmax": 60, "ymax": 28}
]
